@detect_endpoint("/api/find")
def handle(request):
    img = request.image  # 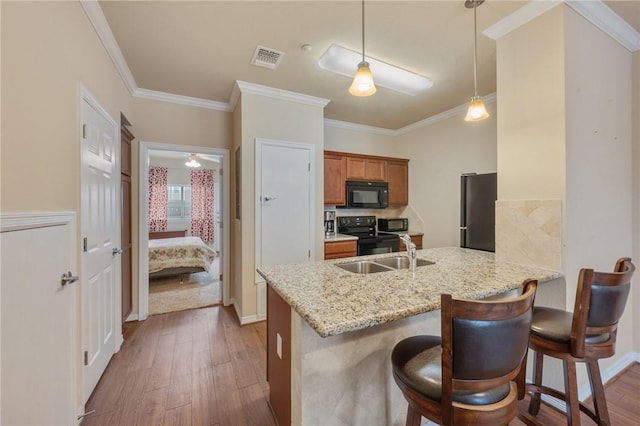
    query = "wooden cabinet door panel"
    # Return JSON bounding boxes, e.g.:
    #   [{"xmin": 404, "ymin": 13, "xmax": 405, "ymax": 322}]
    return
[
  {"xmin": 345, "ymin": 157, "xmax": 366, "ymax": 180},
  {"xmin": 387, "ymin": 159, "xmax": 409, "ymax": 206},
  {"xmin": 365, "ymin": 159, "xmax": 386, "ymax": 181},
  {"xmin": 324, "ymin": 240, "xmax": 357, "ymax": 259},
  {"xmin": 324, "ymin": 153, "xmax": 346, "ymax": 205}
]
